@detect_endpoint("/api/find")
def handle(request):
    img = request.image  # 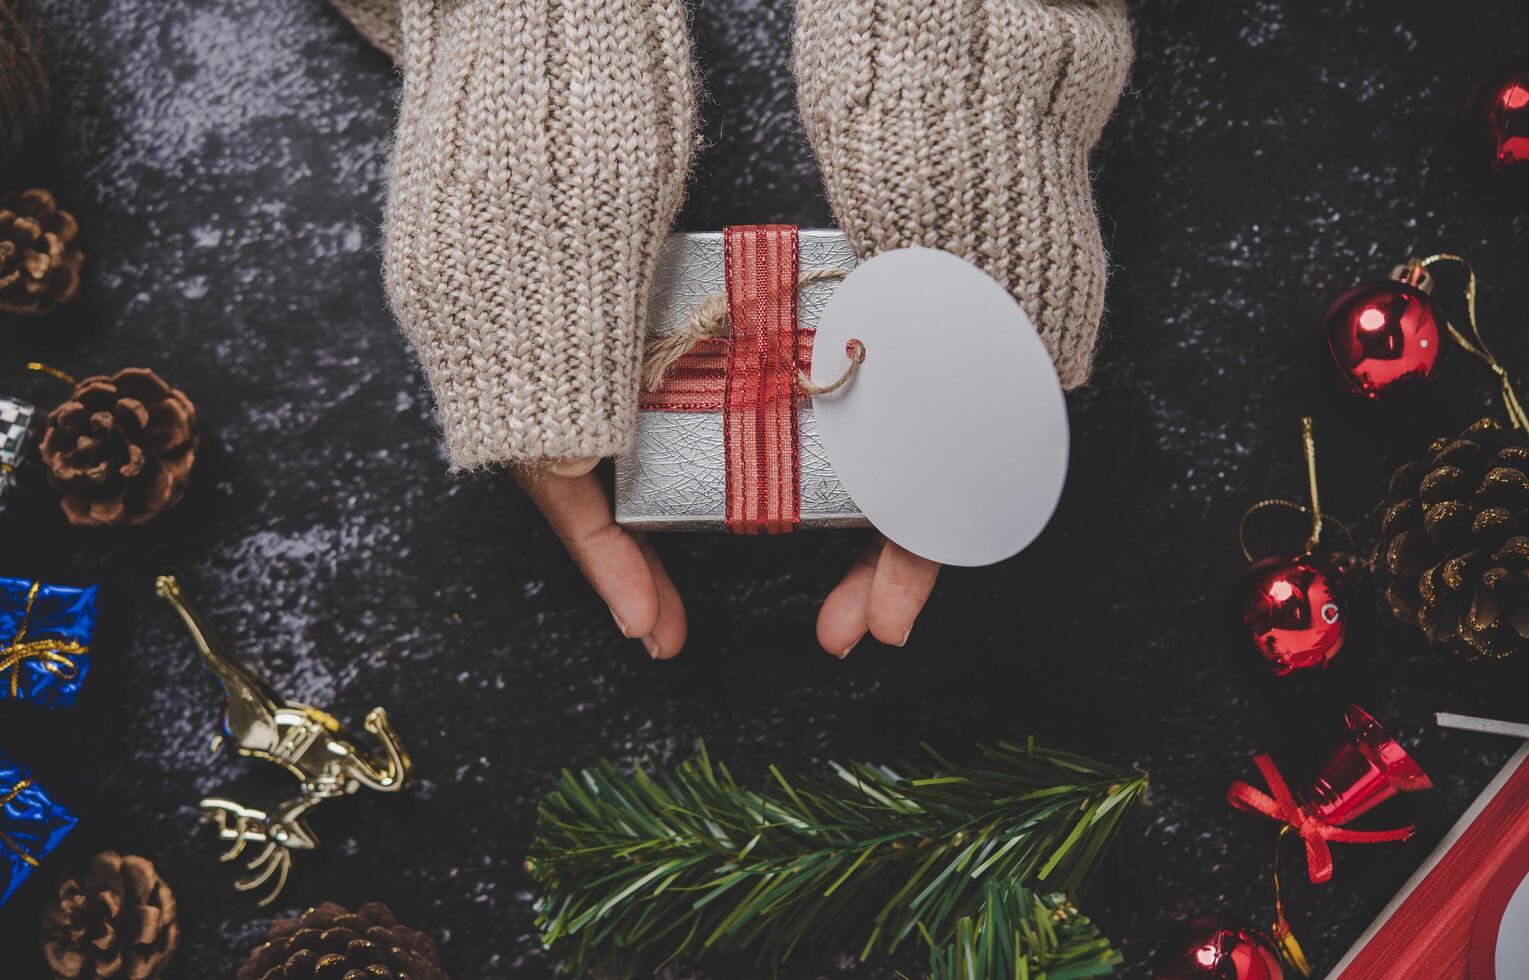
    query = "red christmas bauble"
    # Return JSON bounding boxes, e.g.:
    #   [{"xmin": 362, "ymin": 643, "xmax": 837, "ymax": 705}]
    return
[
  {"xmin": 1471, "ymin": 69, "xmax": 1529, "ymax": 171},
  {"xmin": 1325, "ymin": 277, "xmax": 1442, "ymax": 399},
  {"xmin": 1156, "ymin": 917, "xmax": 1284, "ymax": 980},
  {"xmin": 1238, "ymin": 554, "xmax": 1347, "ymax": 675}
]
